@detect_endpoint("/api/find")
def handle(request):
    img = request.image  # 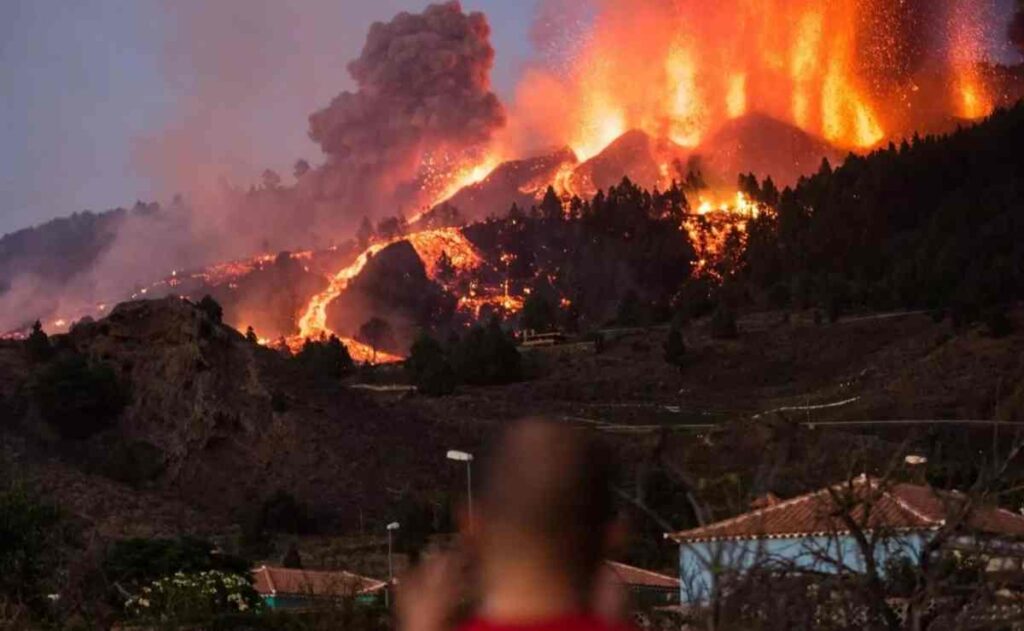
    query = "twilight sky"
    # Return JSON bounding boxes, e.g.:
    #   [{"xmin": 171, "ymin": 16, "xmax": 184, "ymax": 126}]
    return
[
  {"xmin": 0, "ymin": 0, "xmax": 538, "ymax": 236},
  {"xmin": 0, "ymin": 0, "xmax": 1019, "ymax": 236}
]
